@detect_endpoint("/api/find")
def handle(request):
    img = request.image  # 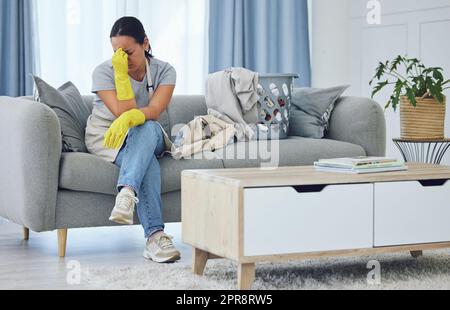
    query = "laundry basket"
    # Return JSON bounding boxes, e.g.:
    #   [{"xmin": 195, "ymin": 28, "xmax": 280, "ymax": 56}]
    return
[{"xmin": 254, "ymin": 73, "xmax": 299, "ymax": 140}]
